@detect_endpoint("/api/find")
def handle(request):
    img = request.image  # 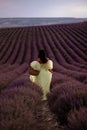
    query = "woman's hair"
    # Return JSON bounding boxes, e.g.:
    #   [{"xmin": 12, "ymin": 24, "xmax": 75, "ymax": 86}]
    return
[{"xmin": 38, "ymin": 49, "xmax": 47, "ymax": 63}]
